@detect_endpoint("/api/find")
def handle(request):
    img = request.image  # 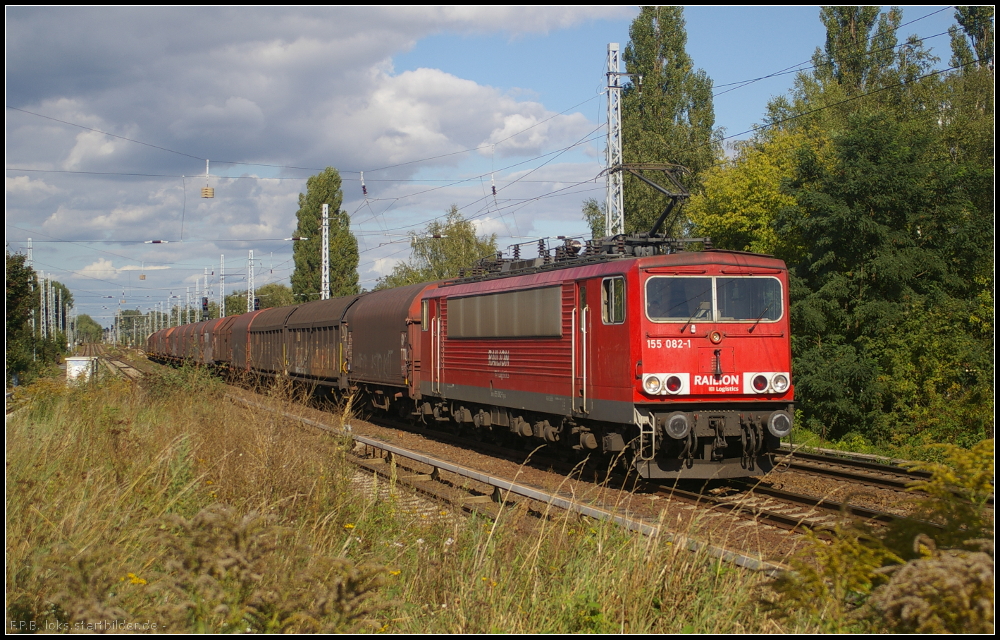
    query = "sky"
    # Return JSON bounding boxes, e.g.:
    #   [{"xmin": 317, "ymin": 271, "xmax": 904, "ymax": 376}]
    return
[{"xmin": 5, "ymin": 6, "xmax": 962, "ymax": 327}]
